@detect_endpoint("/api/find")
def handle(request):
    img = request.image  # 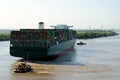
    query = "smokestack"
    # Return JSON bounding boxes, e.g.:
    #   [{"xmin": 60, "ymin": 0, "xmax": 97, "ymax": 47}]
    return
[{"xmin": 39, "ymin": 22, "xmax": 44, "ymax": 29}]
